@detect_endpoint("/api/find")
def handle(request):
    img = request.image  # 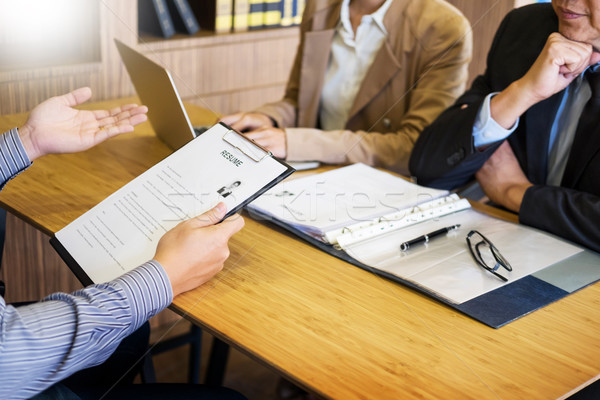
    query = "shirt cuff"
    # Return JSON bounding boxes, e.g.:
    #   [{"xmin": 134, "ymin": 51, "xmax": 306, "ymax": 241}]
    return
[
  {"xmin": 0, "ymin": 128, "xmax": 33, "ymax": 186},
  {"xmin": 473, "ymin": 93, "xmax": 519, "ymax": 148},
  {"xmin": 112, "ymin": 260, "xmax": 173, "ymax": 327}
]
